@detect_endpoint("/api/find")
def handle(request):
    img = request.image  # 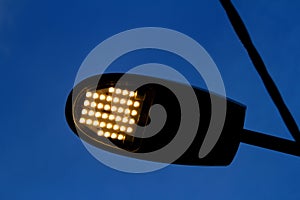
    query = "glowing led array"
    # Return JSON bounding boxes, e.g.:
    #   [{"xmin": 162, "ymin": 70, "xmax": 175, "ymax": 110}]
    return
[{"xmin": 80, "ymin": 88, "xmax": 143, "ymax": 141}]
